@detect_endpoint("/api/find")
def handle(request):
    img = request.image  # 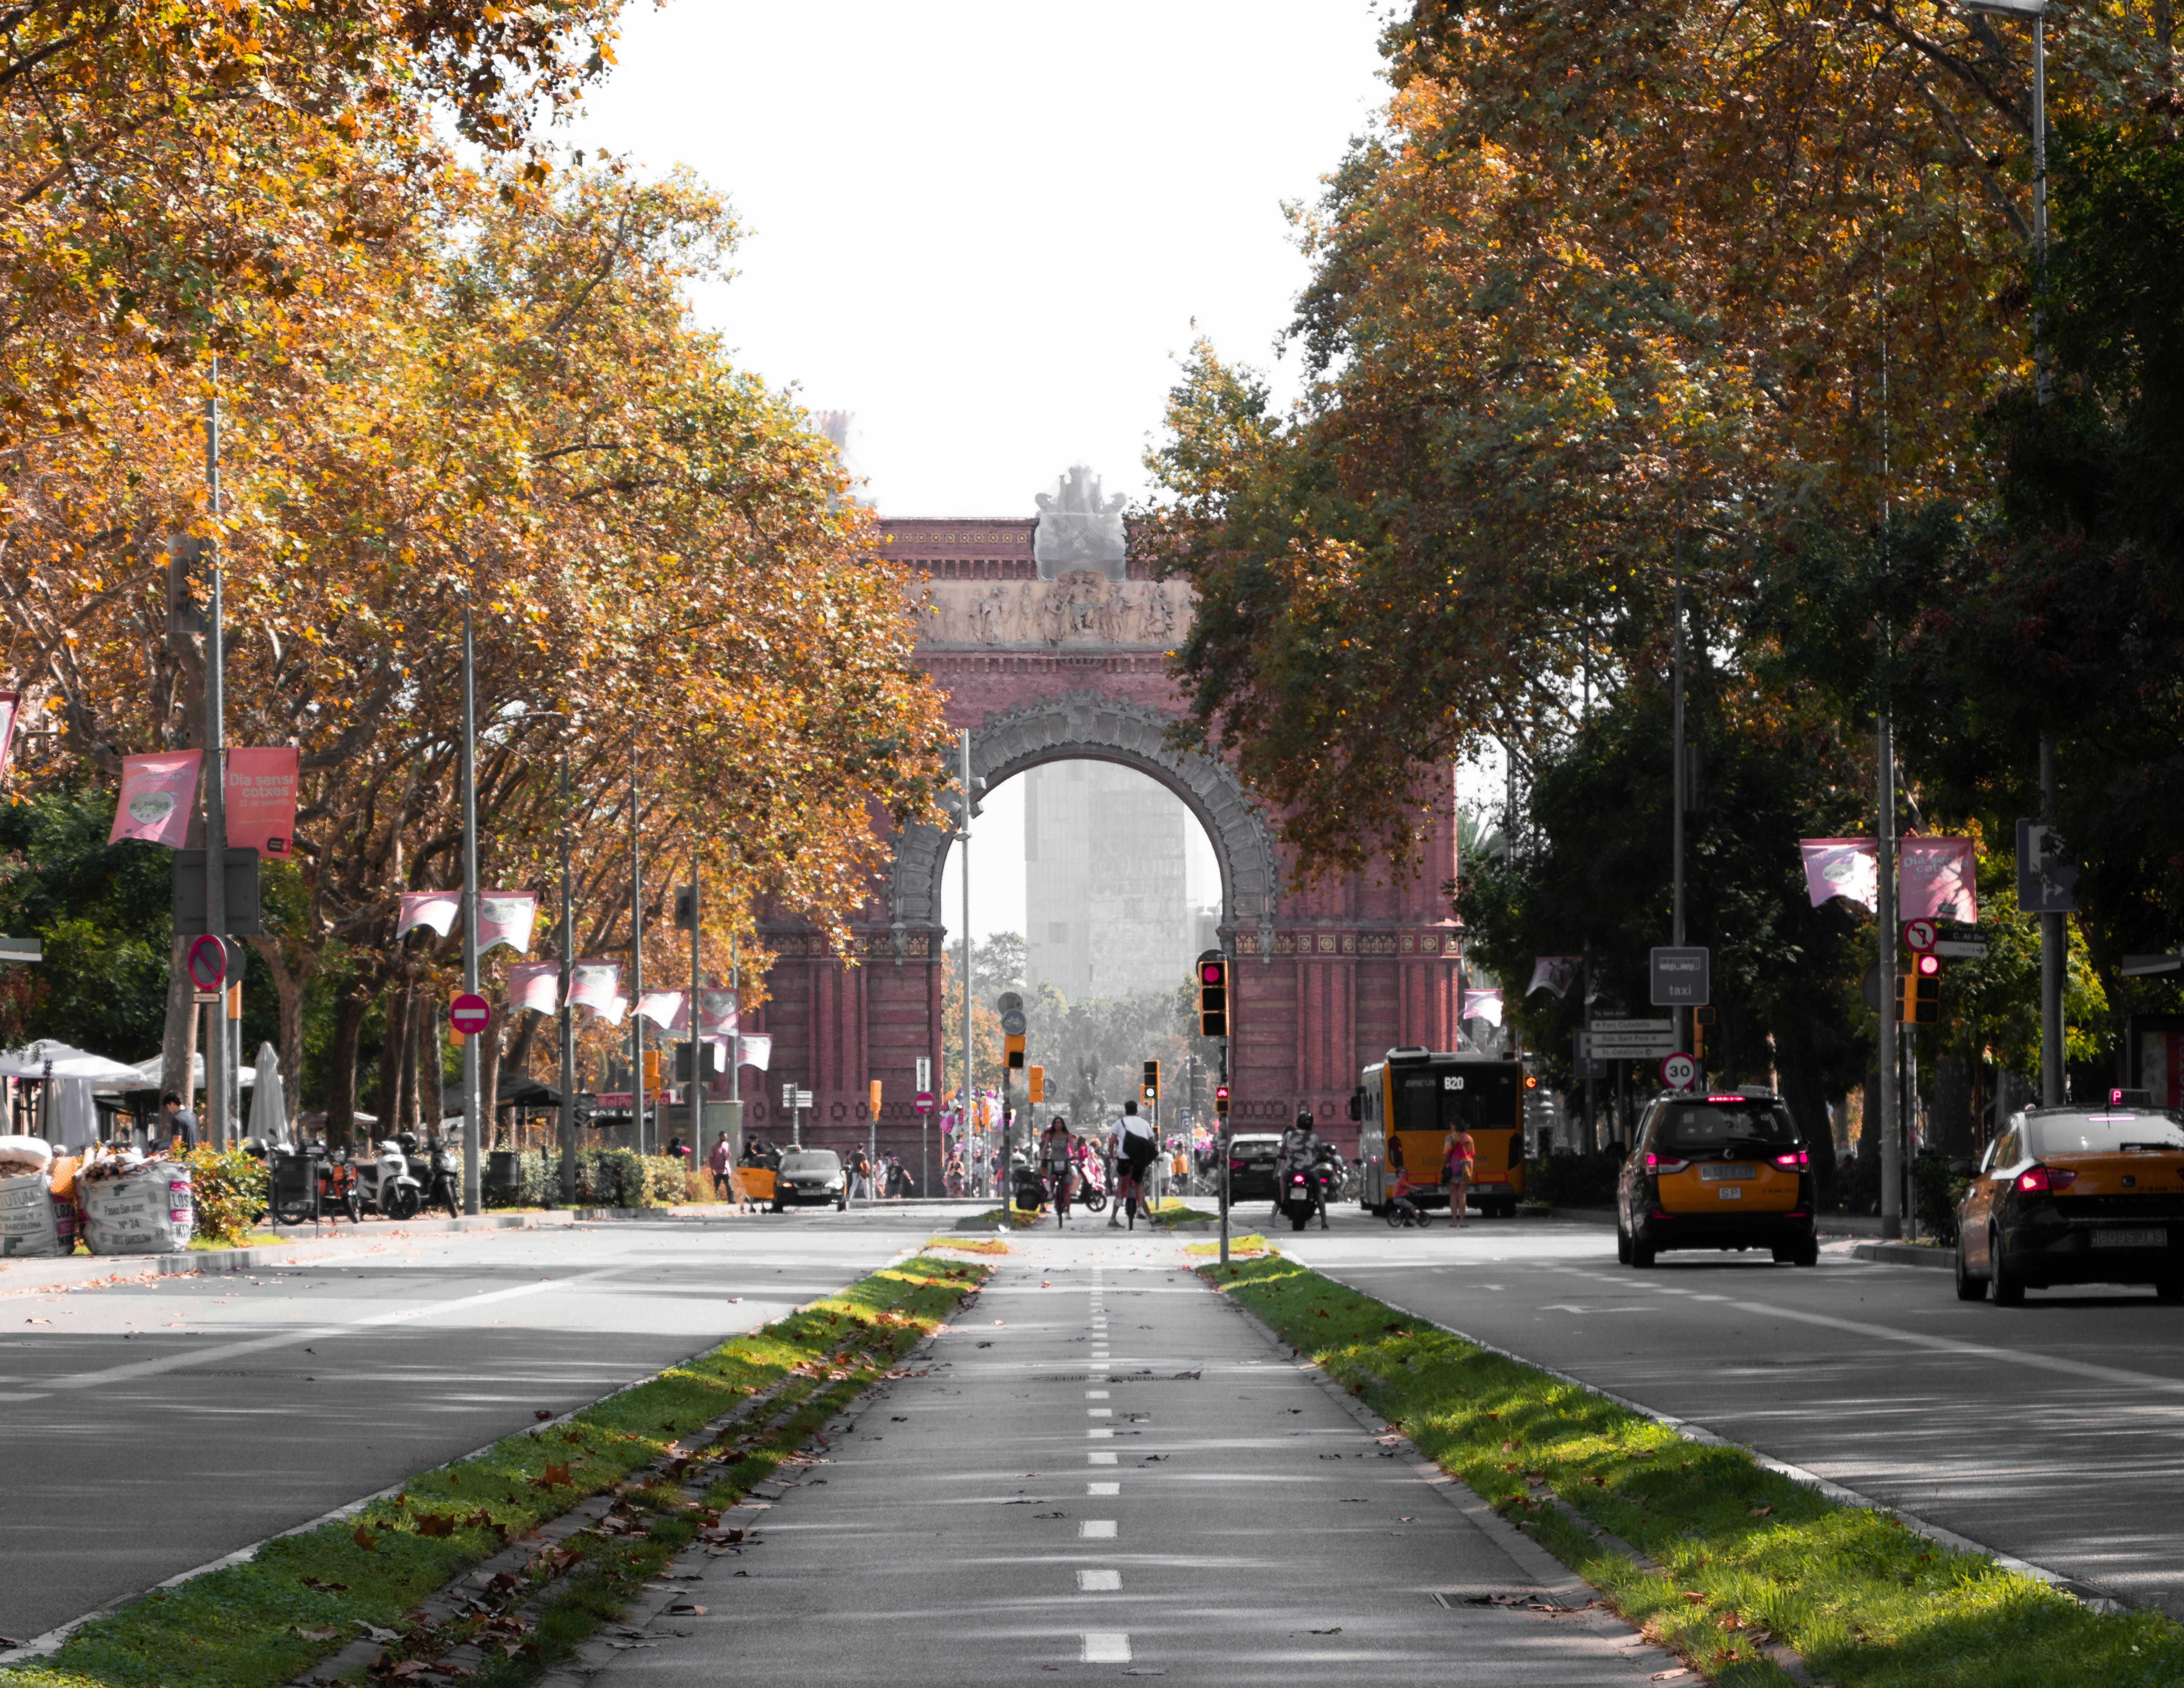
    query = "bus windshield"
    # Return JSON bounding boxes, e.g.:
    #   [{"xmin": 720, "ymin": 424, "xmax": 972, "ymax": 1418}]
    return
[{"xmin": 1394, "ymin": 1066, "xmax": 1519, "ymax": 1136}]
